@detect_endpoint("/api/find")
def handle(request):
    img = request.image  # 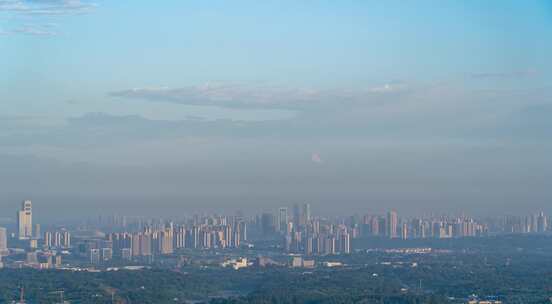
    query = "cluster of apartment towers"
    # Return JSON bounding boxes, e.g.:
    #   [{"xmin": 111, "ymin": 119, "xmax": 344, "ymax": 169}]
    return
[
  {"xmin": 105, "ymin": 217, "xmax": 247, "ymax": 263},
  {"xmin": 0, "ymin": 201, "xmax": 70, "ymax": 269}
]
